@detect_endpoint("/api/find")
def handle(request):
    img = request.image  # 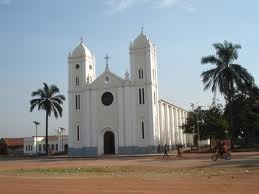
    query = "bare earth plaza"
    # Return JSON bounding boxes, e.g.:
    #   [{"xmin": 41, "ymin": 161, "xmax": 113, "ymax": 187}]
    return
[{"xmin": 0, "ymin": 152, "xmax": 259, "ymax": 194}]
